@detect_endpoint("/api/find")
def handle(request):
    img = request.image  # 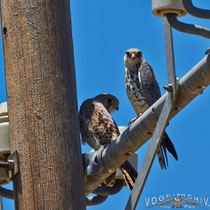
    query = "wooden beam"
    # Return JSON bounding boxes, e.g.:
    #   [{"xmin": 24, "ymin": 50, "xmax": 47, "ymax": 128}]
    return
[{"xmin": 0, "ymin": 1, "xmax": 85, "ymax": 209}]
